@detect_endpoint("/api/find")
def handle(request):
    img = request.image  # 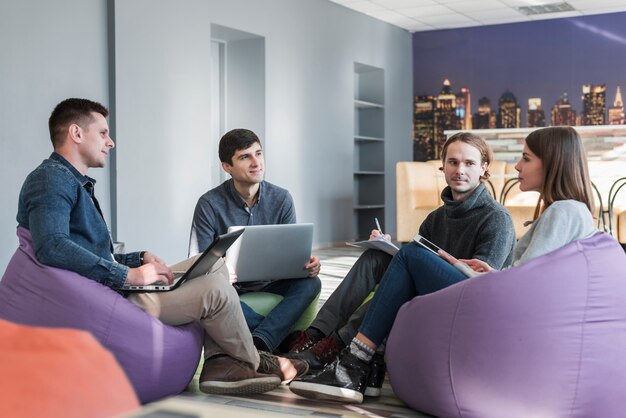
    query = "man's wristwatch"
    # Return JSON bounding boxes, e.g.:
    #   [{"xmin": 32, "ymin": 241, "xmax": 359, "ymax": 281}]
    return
[{"xmin": 139, "ymin": 251, "xmax": 147, "ymax": 265}]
